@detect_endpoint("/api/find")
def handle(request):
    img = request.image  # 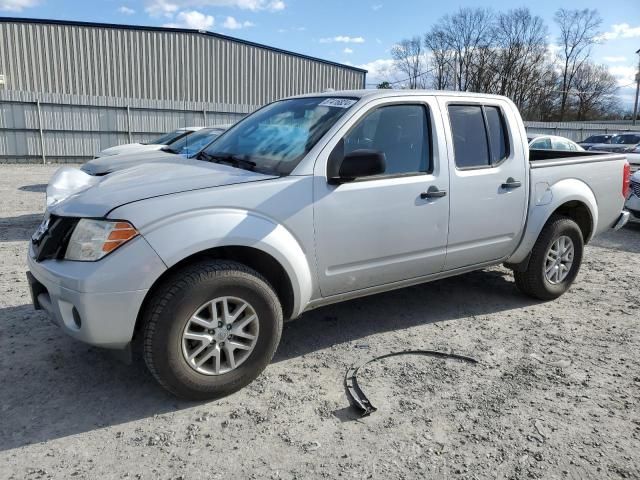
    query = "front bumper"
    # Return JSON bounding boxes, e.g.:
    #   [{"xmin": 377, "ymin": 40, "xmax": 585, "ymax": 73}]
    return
[{"xmin": 27, "ymin": 235, "xmax": 167, "ymax": 349}]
